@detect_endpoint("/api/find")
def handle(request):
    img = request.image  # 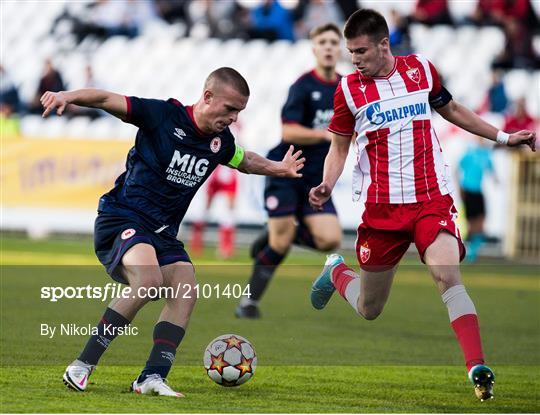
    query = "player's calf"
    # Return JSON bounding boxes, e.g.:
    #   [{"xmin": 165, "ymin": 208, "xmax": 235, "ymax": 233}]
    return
[
  {"xmin": 351, "ymin": 267, "xmax": 396, "ymax": 318},
  {"xmin": 136, "ymin": 263, "xmax": 194, "ymax": 384},
  {"xmin": 137, "ymin": 321, "xmax": 186, "ymax": 383},
  {"xmin": 236, "ymin": 244, "xmax": 288, "ymax": 318},
  {"xmin": 75, "ymin": 306, "xmax": 131, "ymax": 374},
  {"xmin": 249, "ymin": 228, "xmax": 269, "ymax": 259}
]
